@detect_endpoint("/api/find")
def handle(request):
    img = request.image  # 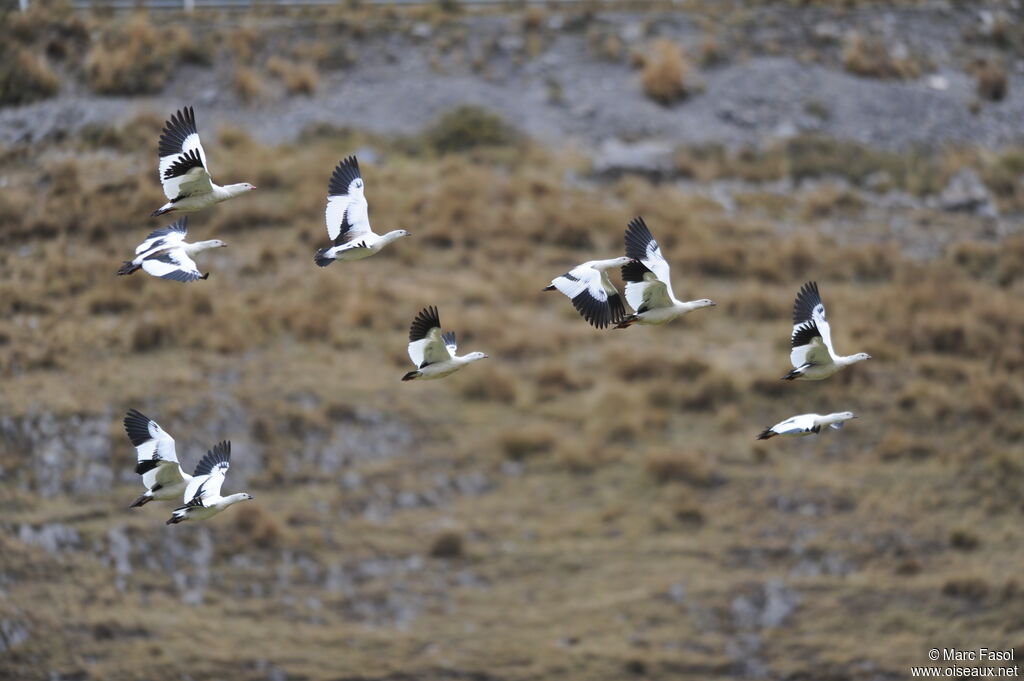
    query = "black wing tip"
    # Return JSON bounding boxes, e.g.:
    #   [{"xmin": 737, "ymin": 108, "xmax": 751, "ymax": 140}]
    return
[
  {"xmin": 409, "ymin": 305, "xmax": 441, "ymax": 342},
  {"xmin": 571, "ymin": 290, "xmax": 611, "ymax": 329},
  {"xmin": 624, "ymin": 215, "xmax": 656, "ymax": 260},
  {"xmin": 621, "ymin": 259, "xmax": 652, "ymax": 283},
  {"xmin": 328, "ymin": 155, "xmax": 362, "ymax": 196},
  {"xmin": 124, "ymin": 408, "xmax": 153, "ymax": 446},
  {"xmin": 134, "ymin": 460, "xmax": 159, "ymax": 475},
  {"xmin": 193, "ymin": 440, "xmax": 231, "ymax": 477},
  {"xmin": 792, "ymin": 280, "xmax": 823, "ymax": 323},
  {"xmin": 791, "ymin": 320, "xmax": 820, "ymax": 349},
  {"xmin": 158, "ymin": 106, "xmax": 198, "ymax": 158}
]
